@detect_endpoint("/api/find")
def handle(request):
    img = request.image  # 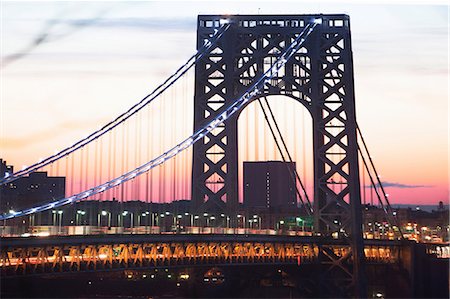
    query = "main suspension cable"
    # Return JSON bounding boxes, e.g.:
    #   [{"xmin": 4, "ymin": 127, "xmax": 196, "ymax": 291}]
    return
[{"xmin": 1, "ymin": 23, "xmax": 231, "ymax": 186}]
